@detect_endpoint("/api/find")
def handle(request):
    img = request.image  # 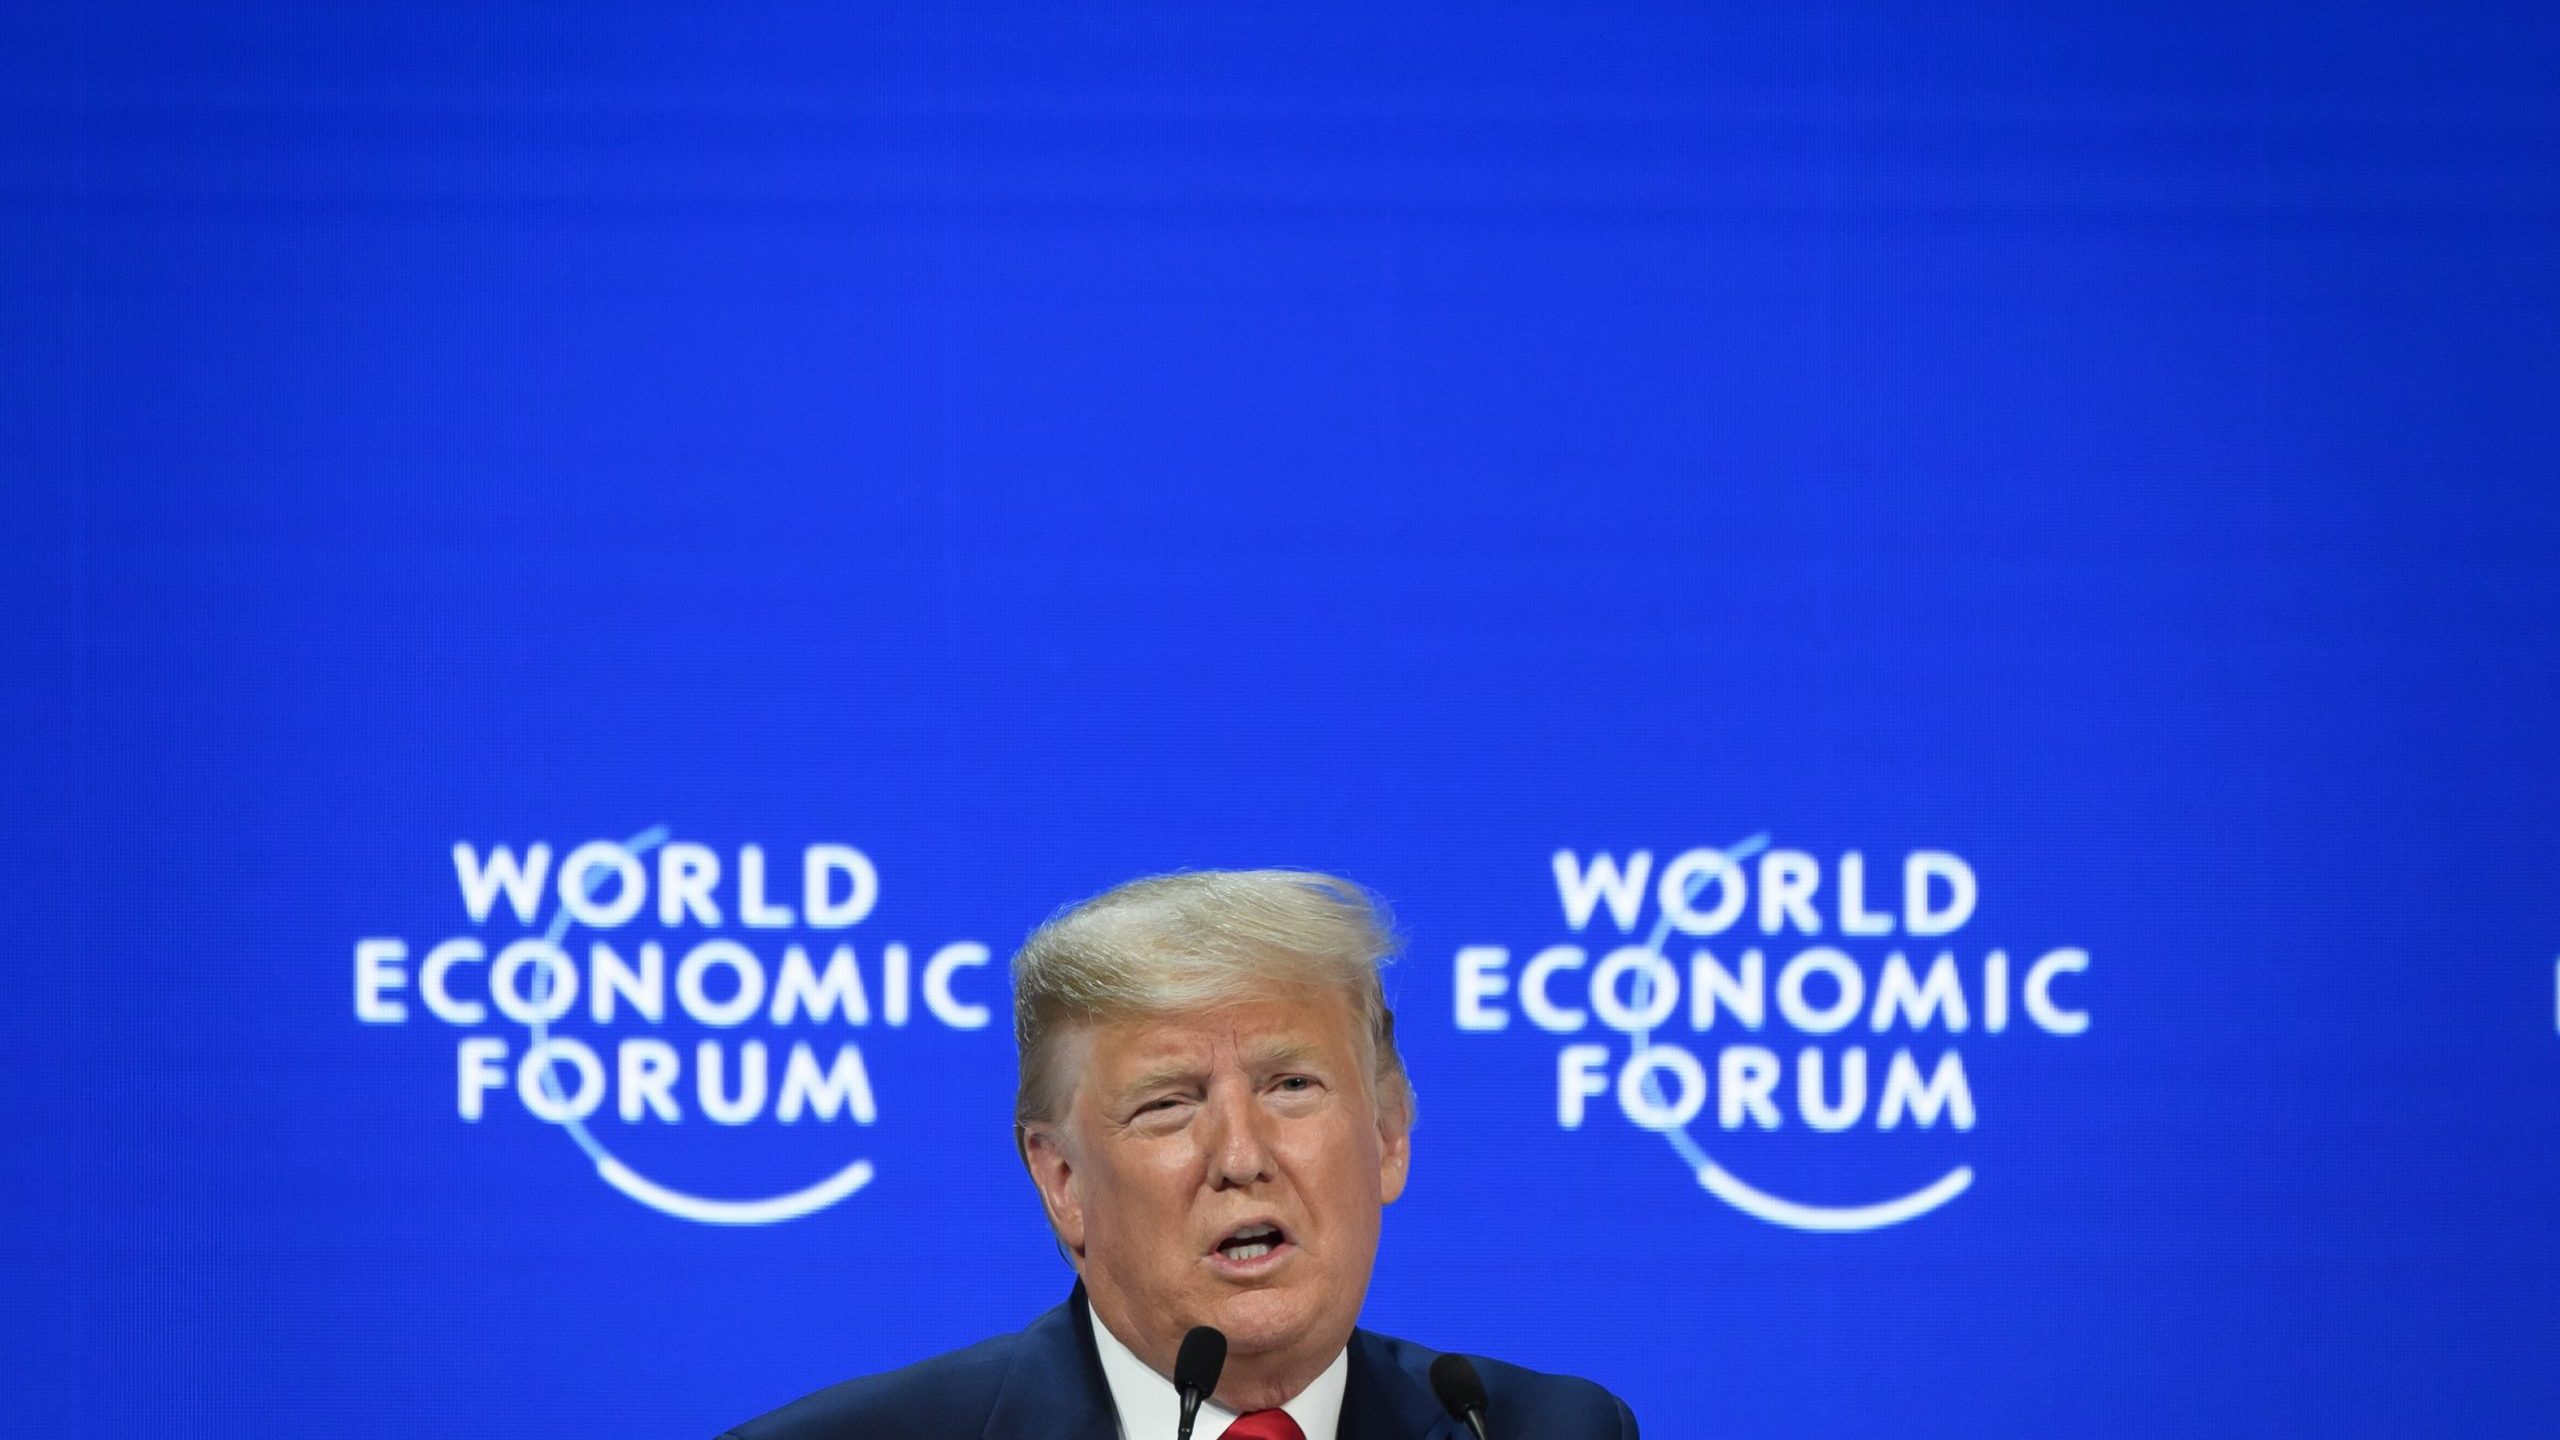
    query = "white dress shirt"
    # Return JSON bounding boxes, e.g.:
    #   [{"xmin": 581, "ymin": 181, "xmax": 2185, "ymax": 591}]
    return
[{"xmin": 1088, "ymin": 1302, "xmax": 1348, "ymax": 1440}]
